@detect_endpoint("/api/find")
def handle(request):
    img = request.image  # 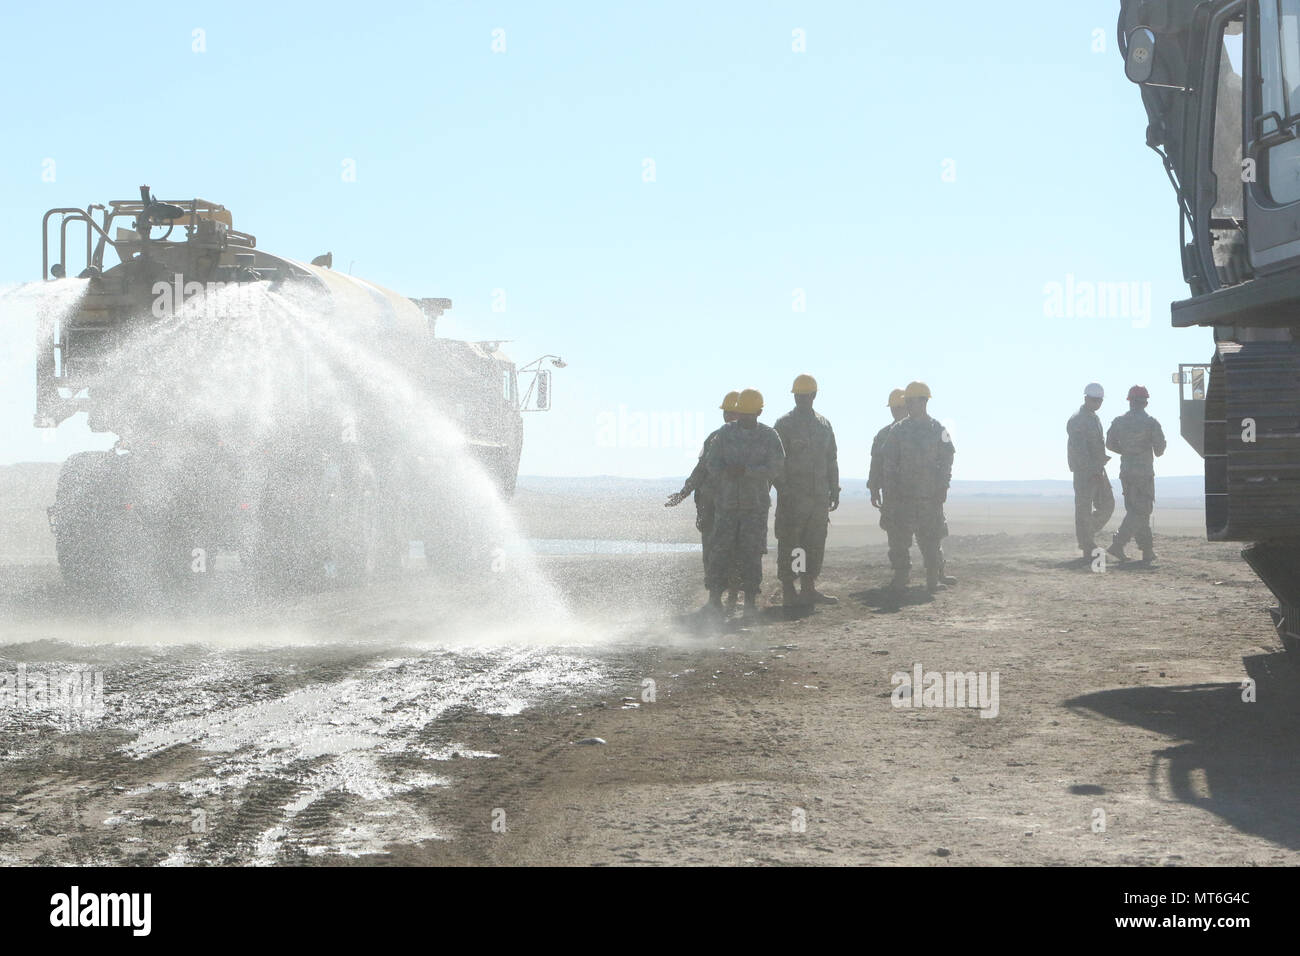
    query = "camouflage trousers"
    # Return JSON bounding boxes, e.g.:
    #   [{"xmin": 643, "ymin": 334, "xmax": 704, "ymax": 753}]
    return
[
  {"xmin": 1072, "ymin": 470, "xmax": 1115, "ymax": 552},
  {"xmin": 883, "ymin": 496, "xmax": 947, "ymax": 574},
  {"xmin": 774, "ymin": 494, "xmax": 829, "ymax": 582},
  {"xmin": 707, "ymin": 509, "xmax": 768, "ymax": 593},
  {"xmin": 1113, "ymin": 474, "xmax": 1155, "ymax": 552},
  {"xmin": 698, "ymin": 503, "xmax": 740, "ymax": 589}
]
